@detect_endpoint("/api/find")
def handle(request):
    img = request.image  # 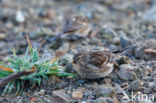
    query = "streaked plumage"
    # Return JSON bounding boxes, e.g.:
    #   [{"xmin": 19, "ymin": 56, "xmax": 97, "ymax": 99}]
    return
[
  {"xmin": 73, "ymin": 51, "xmax": 116, "ymax": 79},
  {"xmin": 63, "ymin": 15, "xmax": 90, "ymax": 37}
]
